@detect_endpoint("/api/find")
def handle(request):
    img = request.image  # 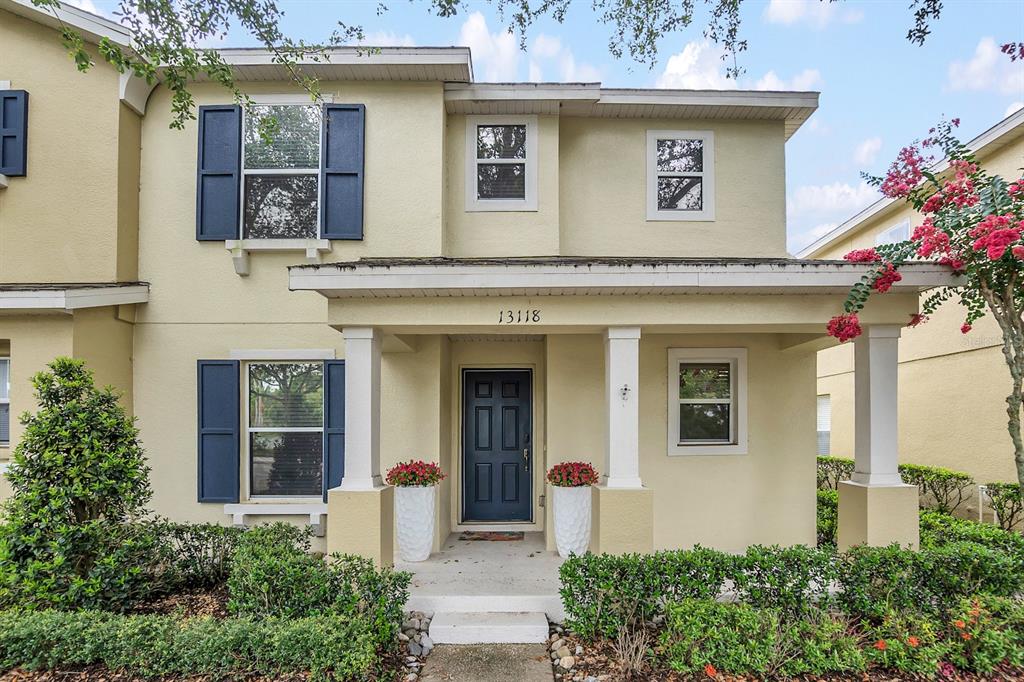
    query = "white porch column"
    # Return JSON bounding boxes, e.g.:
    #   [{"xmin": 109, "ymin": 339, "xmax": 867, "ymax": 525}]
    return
[
  {"xmin": 852, "ymin": 324, "xmax": 903, "ymax": 486},
  {"xmin": 340, "ymin": 327, "xmax": 382, "ymax": 490},
  {"xmin": 604, "ymin": 327, "xmax": 642, "ymax": 488}
]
